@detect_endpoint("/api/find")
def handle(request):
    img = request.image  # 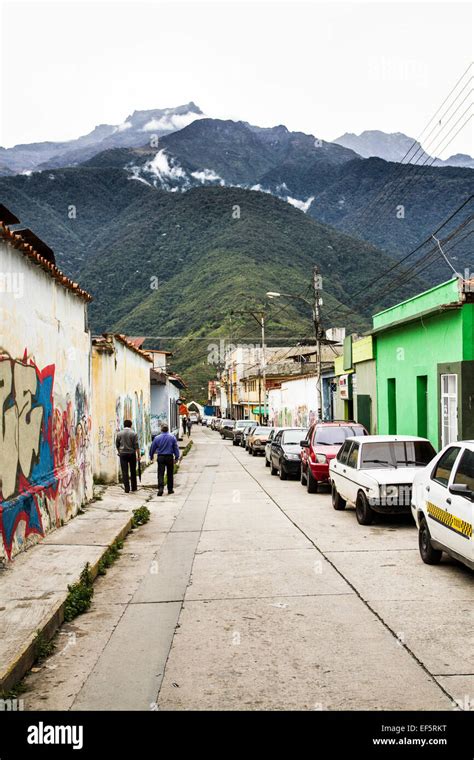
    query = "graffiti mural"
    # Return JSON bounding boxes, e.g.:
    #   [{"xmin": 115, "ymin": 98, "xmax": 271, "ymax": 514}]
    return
[
  {"xmin": 0, "ymin": 350, "xmax": 92, "ymax": 560},
  {"xmin": 115, "ymin": 392, "xmax": 150, "ymax": 454}
]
